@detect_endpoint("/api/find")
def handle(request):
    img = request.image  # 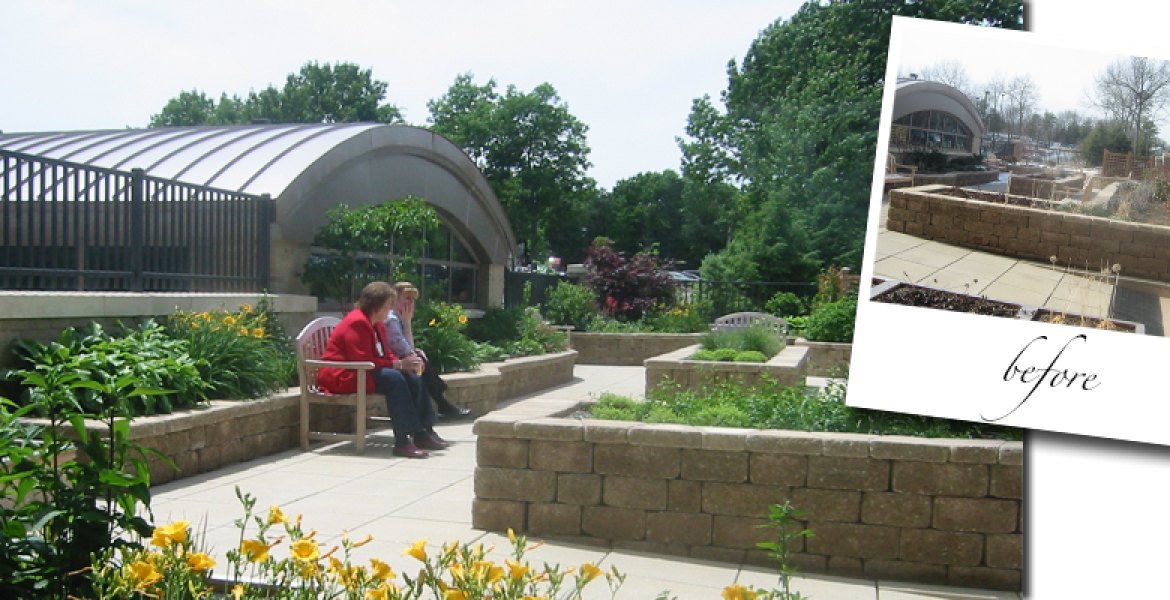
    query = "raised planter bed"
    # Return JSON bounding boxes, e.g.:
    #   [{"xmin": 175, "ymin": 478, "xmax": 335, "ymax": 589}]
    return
[
  {"xmin": 571, "ymin": 332, "xmax": 703, "ymax": 366},
  {"xmin": 1007, "ymin": 173, "xmax": 1084, "ymax": 199},
  {"xmin": 23, "ymin": 351, "xmax": 578, "ymax": 486},
  {"xmin": 645, "ymin": 344, "xmax": 811, "ymax": 394},
  {"xmin": 887, "ymin": 184, "xmax": 1170, "ymax": 283},
  {"xmin": 472, "ymin": 402, "xmax": 1024, "ymax": 592},
  {"xmin": 912, "ymin": 170, "xmax": 1001, "ymax": 187},
  {"xmin": 870, "ymin": 278, "xmax": 1145, "ymax": 334}
]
